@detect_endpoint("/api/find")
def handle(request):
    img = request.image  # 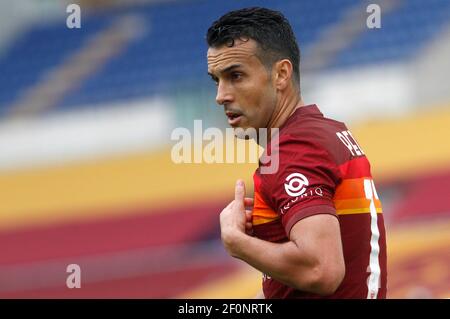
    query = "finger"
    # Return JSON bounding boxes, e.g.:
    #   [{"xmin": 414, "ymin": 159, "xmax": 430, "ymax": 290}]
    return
[
  {"xmin": 220, "ymin": 200, "xmax": 234, "ymax": 214},
  {"xmin": 245, "ymin": 223, "xmax": 253, "ymax": 236},
  {"xmin": 234, "ymin": 179, "xmax": 246, "ymax": 210},
  {"xmin": 245, "ymin": 209, "xmax": 252, "ymax": 222},
  {"xmin": 244, "ymin": 197, "xmax": 254, "ymax": 208}
]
